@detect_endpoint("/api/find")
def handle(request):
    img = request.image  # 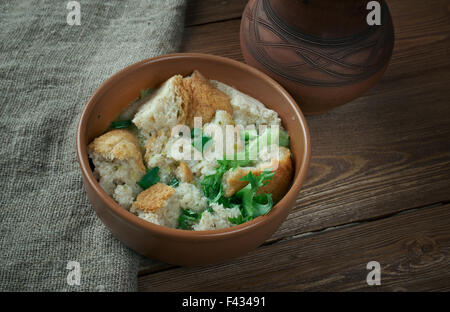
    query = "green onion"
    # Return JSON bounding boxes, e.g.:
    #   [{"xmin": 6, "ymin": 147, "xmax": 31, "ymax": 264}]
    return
[
  {"xmin": 111, "ymin": 120, "xmax": 132, "ymax": 129},
  {"xmin": 177, "ymin": 209, "xmax": 202, "ymax": 230},
  {"xmin": 137, "ymin": 167, "xmax": 160, "ymax": 190}
]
